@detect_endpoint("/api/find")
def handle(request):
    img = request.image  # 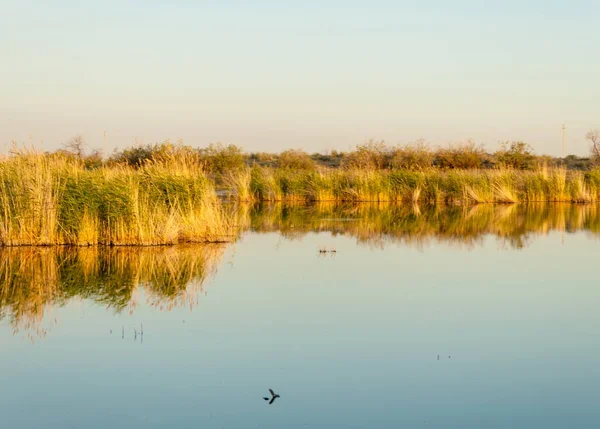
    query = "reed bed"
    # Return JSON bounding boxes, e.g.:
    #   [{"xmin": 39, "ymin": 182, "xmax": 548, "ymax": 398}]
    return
[
  {"xmin": 2, "ymin": 147, "xmax": 599, "ymax": 247},
  {"xmin": 227, "ymin": 166, "xmax": 600, "ymax": 204},
  {"xmin": 0, "ymin": 150, "xmax": 236, "ymax": 246}
]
